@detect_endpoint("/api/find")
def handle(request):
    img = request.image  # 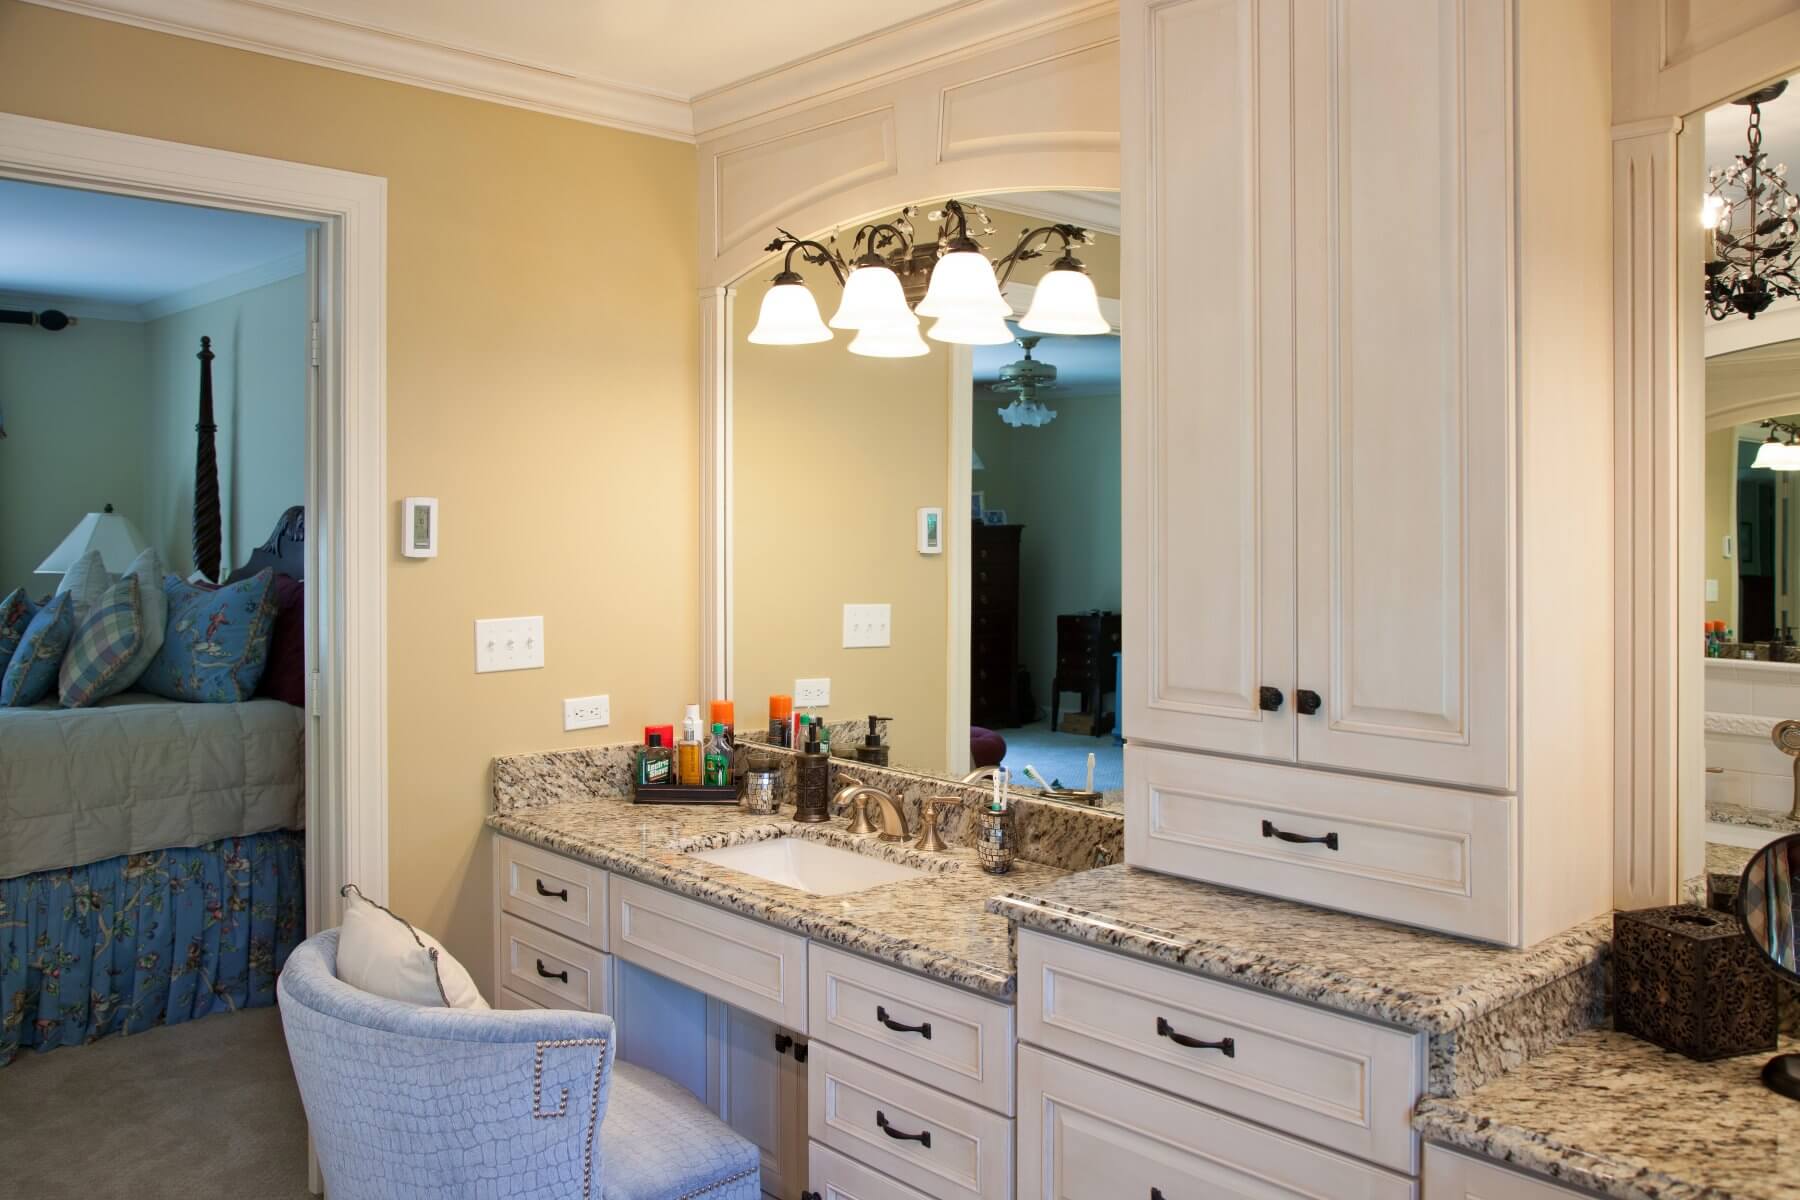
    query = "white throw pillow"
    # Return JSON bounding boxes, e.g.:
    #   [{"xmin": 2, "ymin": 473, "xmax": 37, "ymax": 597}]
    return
[
  {"xmin": 335, "ymin": 885, "xmax": 488, "ymax": 1010},
  {"xmin": 96, "ymin": 547, "xmax": 168, "ymax": 698},
  {"xmin": 55, "ymin": 550, "xmax": 113, "ymax": 625}
]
